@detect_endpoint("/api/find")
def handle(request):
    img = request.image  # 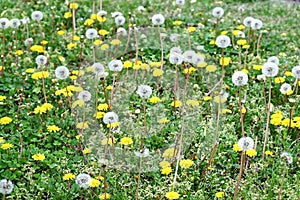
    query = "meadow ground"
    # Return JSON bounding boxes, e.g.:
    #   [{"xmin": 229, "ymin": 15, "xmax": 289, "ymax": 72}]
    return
[{"xmin": 0, "ymin": 0, "xmax": 299, "ymax": 199}]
